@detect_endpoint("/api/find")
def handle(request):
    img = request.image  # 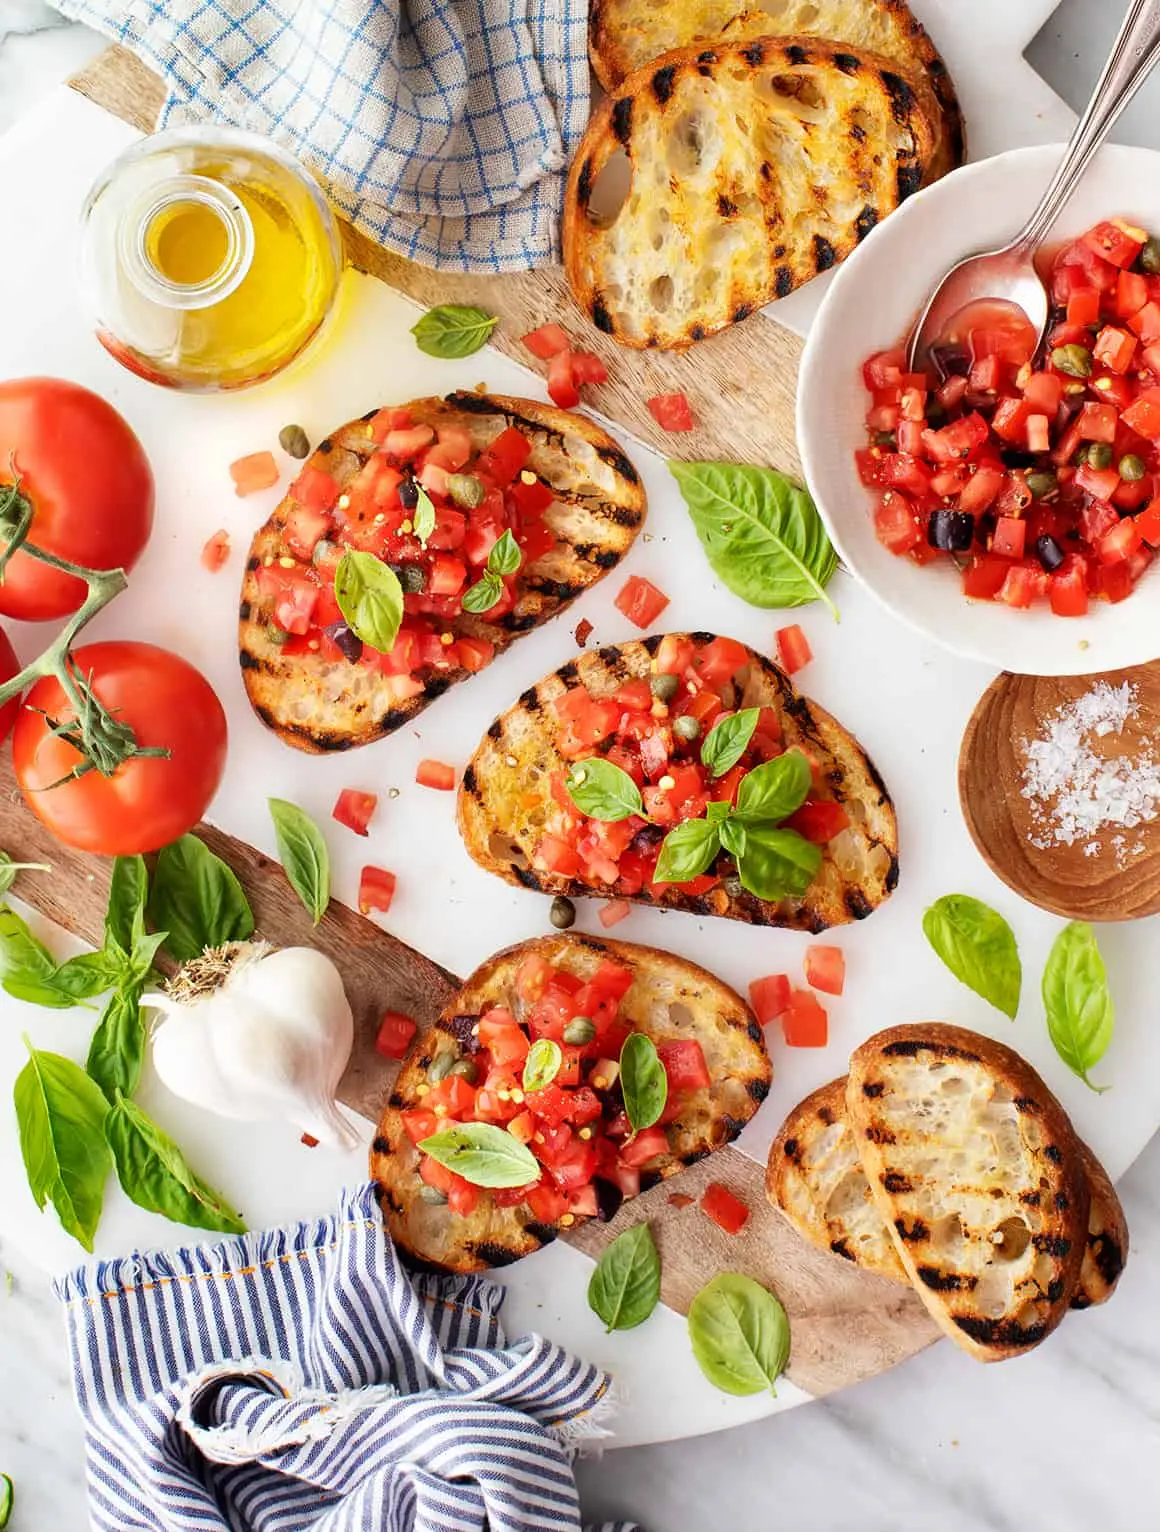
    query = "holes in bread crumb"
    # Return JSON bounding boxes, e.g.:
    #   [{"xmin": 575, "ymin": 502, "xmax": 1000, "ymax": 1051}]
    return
[
  {"xmin": 649, "ymin": 275, "xmax": 675, "ymax": 312},
  {"xmin": 849, "ymin": 106, "xmax": 874, "ymax": 136},
  {"xmin": 669, "ymin": 1002, "xmax": 695, "ymax": 1030},
  {"xmin": 991, "ymin": 1216, "xmax": 1031, "ymax": 1262},
  {"xmin": 489, "ymin": 832, "xmax": 526, "ymax": 866},
  {"xmin": 586, "ymin": 150, "xmax": 632, "ymax": 228},
  {"xmin": 667, "ymin": 110, "xmax": 717, "ymax": 177}
]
